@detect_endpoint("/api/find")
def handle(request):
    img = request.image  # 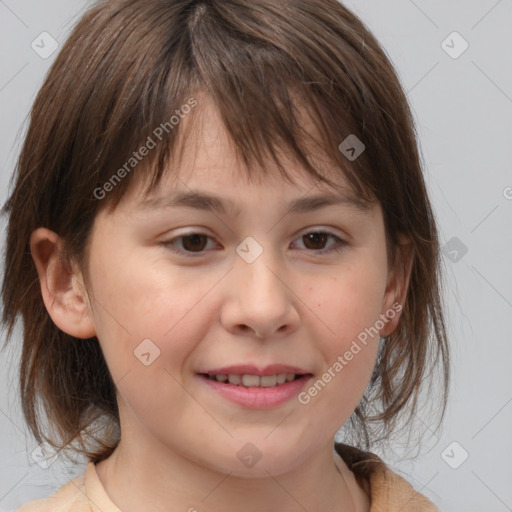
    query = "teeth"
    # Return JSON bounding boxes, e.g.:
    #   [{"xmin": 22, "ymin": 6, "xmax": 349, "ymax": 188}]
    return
[
  {"xmin": 260, "ymin": 375, "xmax": 277, "ymax": 387},
  {"xmin": 228, "ymin": 374, "xmax": 241, "ymax": 385},
  {"xmin": 207, "ymin": 373, "xmax": 302, "ymax": 387},
  {"xmin": 242, "ymin": 374, "xmax": 261, "ymax": 387}
]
